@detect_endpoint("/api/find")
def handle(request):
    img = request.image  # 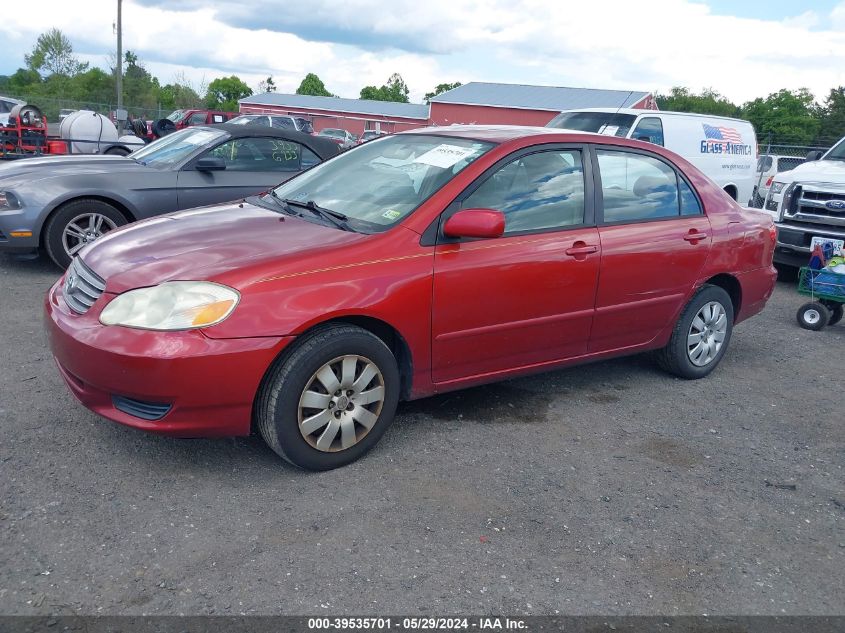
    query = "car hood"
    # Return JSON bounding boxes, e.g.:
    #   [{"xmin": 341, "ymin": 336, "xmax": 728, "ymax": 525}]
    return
[
  {"xmin": 81, "ymin": 200, "xmax": 367, "ymax": 293},
  {"xmin": 0, "ymin": 154, "xmax": 145, "ymax": 185},
  {"xmin": 777, "ymin": 159, "xmax": 845, "ymax": 187}
]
